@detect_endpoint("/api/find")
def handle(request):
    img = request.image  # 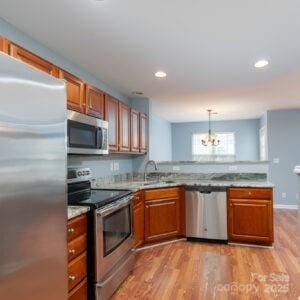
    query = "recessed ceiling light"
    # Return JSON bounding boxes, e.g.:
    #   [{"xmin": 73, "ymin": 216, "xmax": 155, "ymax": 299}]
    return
[
  {"xmin": 155, "ymin": 71, "xmax": 167, "ymax": 78},
  {"xmin": 254, "ymin": 60, "xmax": 269, "ymax": 68}
]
